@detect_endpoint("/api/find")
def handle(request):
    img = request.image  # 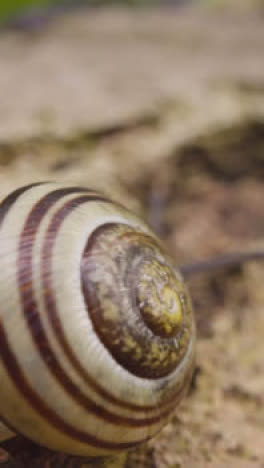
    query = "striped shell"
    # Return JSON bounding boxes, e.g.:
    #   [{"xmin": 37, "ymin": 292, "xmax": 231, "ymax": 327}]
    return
[{"xmin": 0, "ymin": 183, "xmax": 195, "ymax": 457}]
